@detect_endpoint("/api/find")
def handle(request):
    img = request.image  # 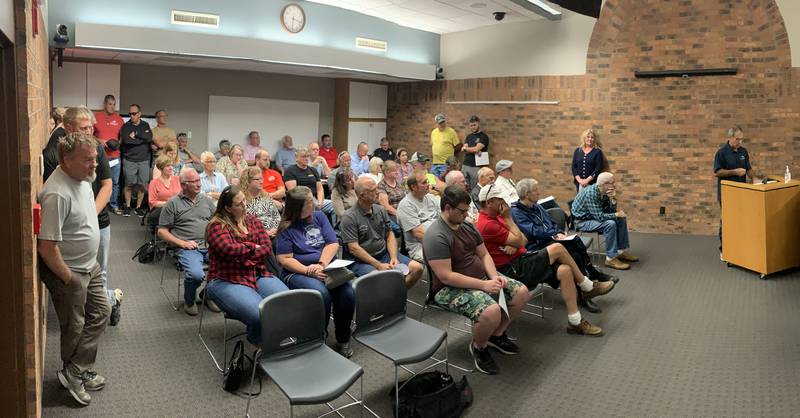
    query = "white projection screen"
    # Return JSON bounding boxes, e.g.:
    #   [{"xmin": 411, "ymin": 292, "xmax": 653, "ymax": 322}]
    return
[{"xmin": 207, "ymin": 95, "xmax": 320, "ymax": 154}]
